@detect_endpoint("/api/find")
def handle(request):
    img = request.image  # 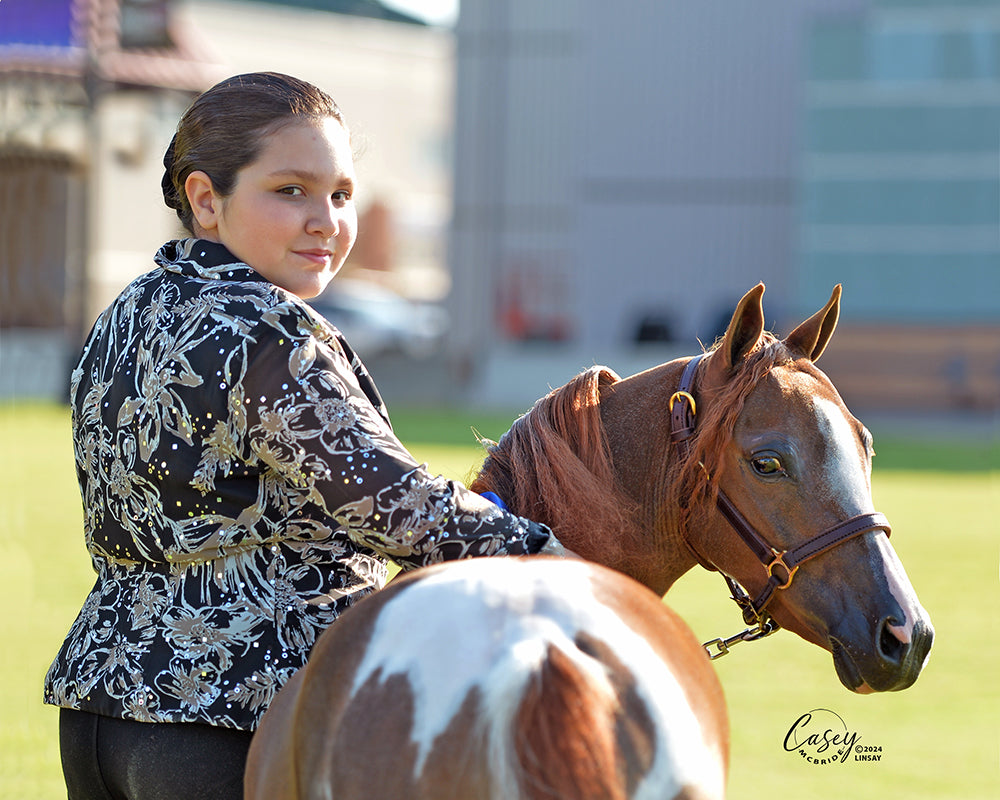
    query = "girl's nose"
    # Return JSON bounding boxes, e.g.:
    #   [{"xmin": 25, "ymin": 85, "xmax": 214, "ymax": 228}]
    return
[{"xmin": 308, "ymin": 198, "xmax": 340, "ymax": 237}]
